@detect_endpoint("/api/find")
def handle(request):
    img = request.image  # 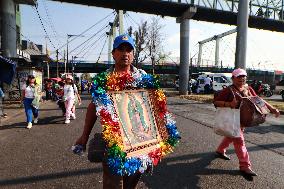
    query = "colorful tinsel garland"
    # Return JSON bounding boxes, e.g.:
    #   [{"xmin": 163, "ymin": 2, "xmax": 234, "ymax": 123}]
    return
[{"xmin": 91, "ymin": 71, "xmax": 181, "ymax": 176}]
